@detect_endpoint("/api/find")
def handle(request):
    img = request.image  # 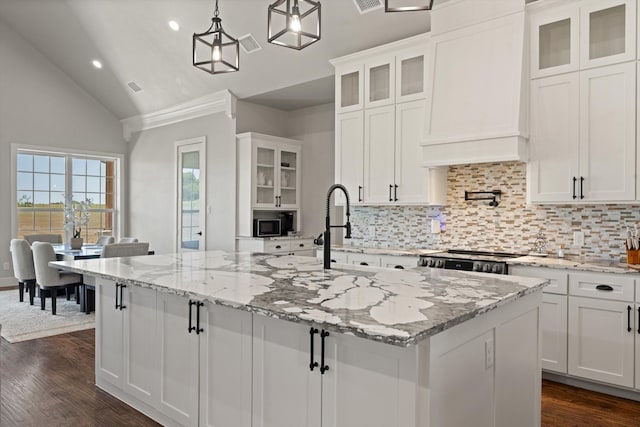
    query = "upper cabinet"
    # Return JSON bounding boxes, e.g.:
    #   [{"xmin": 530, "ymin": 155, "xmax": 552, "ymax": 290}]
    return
[
  {"xmin": 336, "ymin": 64, "xmax": 364, "ymax": 113},
  {"xmin": 530, "ymin": 0, "xmax": 636, "ymax": 79}
]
